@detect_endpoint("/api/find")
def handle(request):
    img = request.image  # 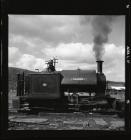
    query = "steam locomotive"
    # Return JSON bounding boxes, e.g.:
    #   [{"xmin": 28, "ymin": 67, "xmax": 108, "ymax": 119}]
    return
[{"xmin": 13, "ymin": 58, "xmax": 117, "ymax": 113}]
